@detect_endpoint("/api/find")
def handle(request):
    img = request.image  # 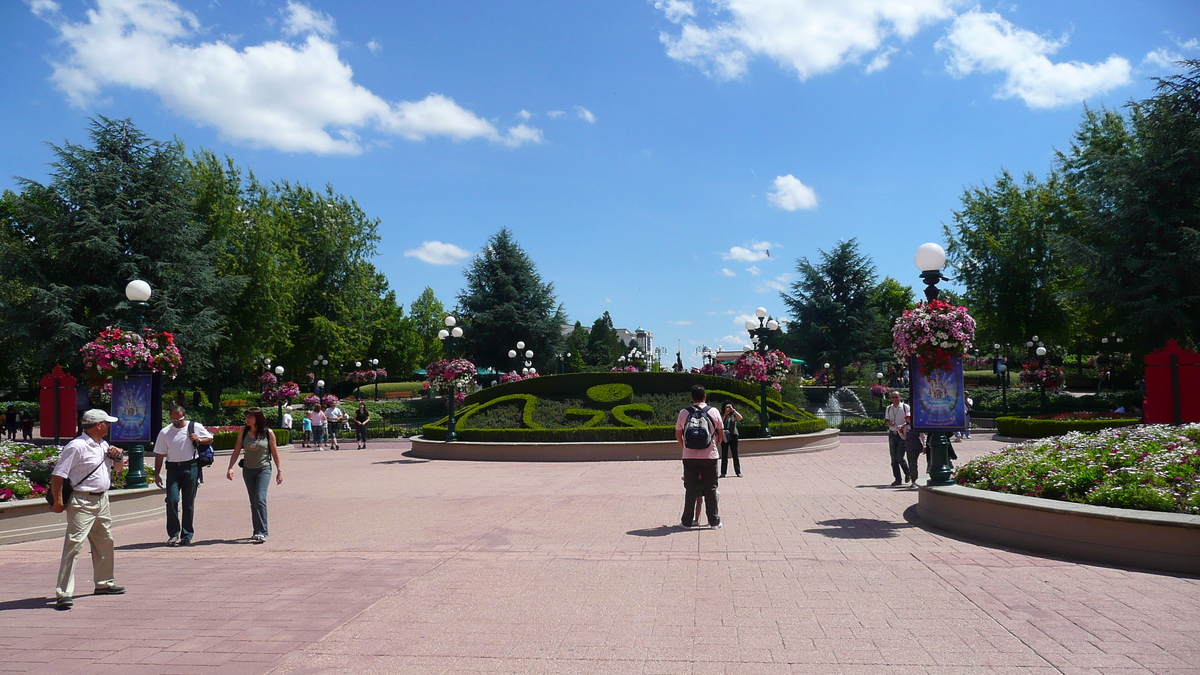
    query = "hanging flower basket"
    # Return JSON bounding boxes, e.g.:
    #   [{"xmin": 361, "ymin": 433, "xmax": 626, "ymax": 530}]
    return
[
  {"xmin": 425, "ymin": 359, "xmax": 476, "ymax": 395},
  {"xmin": 79, "ymin": 326, "xmax": 182, "ymax": 382},
  {"xmin": 733, "ymin": 350, "xmax": 790, "ymax": 390},
  {"xmin": 892, "ymin": 300, "xmax": 975, "ymax": 374},
  {"xmin": 261, "ymin": 382, "xmax": 300, "ymax": 405}
]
